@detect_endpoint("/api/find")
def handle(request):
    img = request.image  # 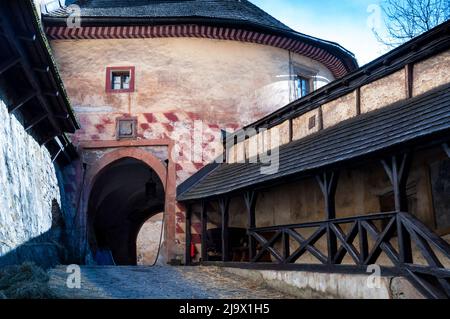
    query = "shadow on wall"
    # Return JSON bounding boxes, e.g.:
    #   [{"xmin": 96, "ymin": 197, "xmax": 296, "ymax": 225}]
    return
[{"xmin": 0, "ymin": 200, "xmax": 70, "ymax": 270}]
